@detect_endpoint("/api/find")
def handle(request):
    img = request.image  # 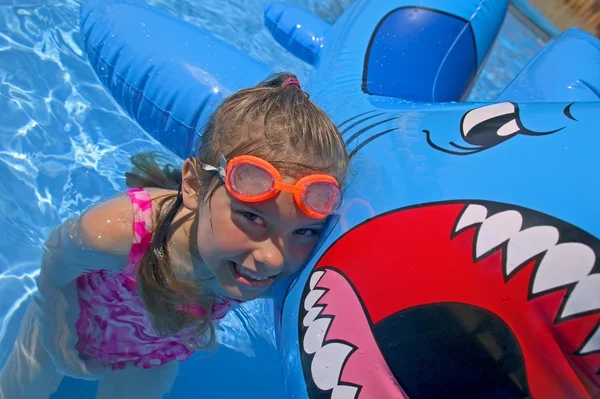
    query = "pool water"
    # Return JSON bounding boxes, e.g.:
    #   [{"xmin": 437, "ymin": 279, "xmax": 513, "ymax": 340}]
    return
[{"xmin": 0, "ymin": 0, "xmax": 546, "ymax": 398}]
